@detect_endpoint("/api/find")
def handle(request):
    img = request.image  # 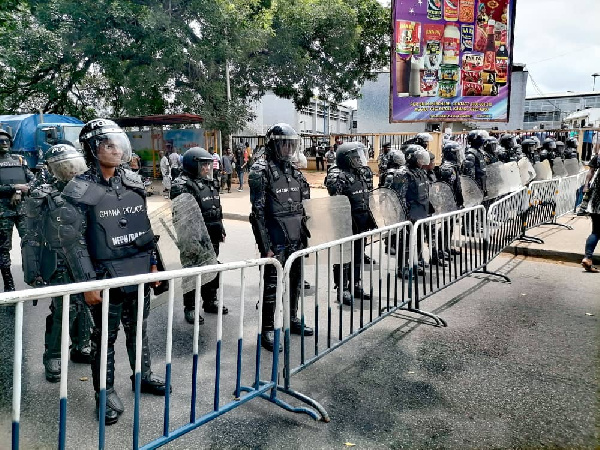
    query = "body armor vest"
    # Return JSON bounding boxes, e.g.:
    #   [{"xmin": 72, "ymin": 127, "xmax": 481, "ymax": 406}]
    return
[
  {"xmin": 437, "ymin": 162, "xmax": 458, "ymax": 186},
  {"xmin": 406, "ymin": 167, "xmax": 429, "ymax": 221},
  {"xmin": 264, "ymin": 161, "xmax": 305, "ymax": 246},
  {"xmin": 87, "ymin": 185, "xmax": 152, "ymax": 261},
  {"xmin": 0, "ymin": 155, "xmax": 28, "ymax": 185},
  {"xmin": 340, "ymin": 169, "xmax": 373, "ymax": 233},
  {"xmin": 184, "ymin": 177, "xmax": 223, "ymax": 223}
]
